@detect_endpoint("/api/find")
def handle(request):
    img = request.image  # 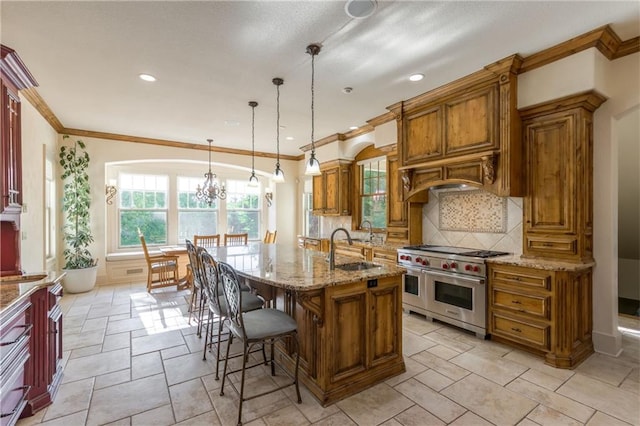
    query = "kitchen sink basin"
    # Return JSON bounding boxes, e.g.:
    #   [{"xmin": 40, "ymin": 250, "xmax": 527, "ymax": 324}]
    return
[
  {"xmin": 0, "ymin": 273, "xmax": 48, "ymax": 284},
  {"xmin": 336, "ymin": 262, "xmax": 379, "ymax": 271}
]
